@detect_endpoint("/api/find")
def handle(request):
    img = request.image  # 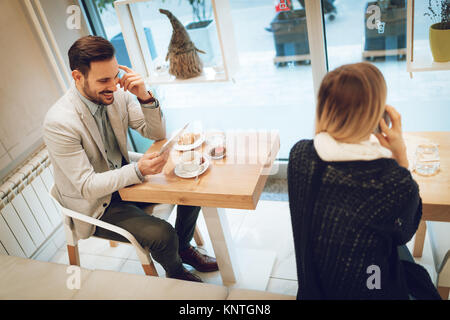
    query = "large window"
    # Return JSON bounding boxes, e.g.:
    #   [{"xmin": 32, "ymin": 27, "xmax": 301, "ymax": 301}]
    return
[
  {"xmin": 324, "ymin": 0, "xmax": 450, "ymax": 132},
  {"xmin": 85, "ymin": 0, "xmax": 316, "ymax": 158},
  {"xmin": 84, "ymin": 0, "xmax": 450, "ymax": 157}
]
